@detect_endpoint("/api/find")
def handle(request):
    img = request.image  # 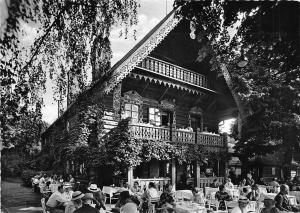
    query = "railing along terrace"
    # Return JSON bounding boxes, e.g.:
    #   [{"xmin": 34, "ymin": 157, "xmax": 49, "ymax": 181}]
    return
[
  {"xmin": 129, "ymin": 124, "xmax": 170, "ymax": 141},
  {"xmin": 129, "ymin": 124, "xmax": 226, "ymax": 147},
  {"xmin": 138, "ymin": 56, "xmax": 210, "ymax": 89},
  {"xmin": 200, "ymin": 177, "xmax": 224, "ymax": 188},
  {"xmin": 172, "ymin": 129, "xmax": 195, "ymax": 144},
  {"xmin": 197, "ymin": 132, "xmax": 224, "ymax": 147}
]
